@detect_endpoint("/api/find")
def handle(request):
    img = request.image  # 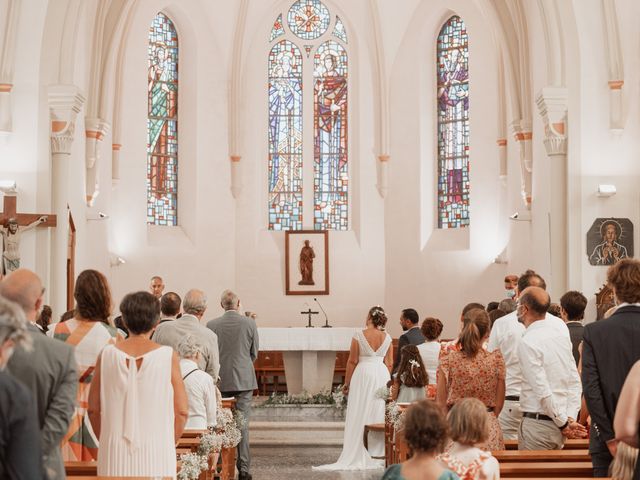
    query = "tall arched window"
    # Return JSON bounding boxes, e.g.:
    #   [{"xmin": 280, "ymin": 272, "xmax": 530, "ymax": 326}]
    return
[
  {"xmin": 147, "ymin": 12, "xmax": 179, "ymax": 226},
  {"xmin": 436, "ymin": 16, "xmax": 469, "ymax": 229},
  {"xmin": 268, "ymin": 0, "xmax": 349, "ymax": 231}
]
